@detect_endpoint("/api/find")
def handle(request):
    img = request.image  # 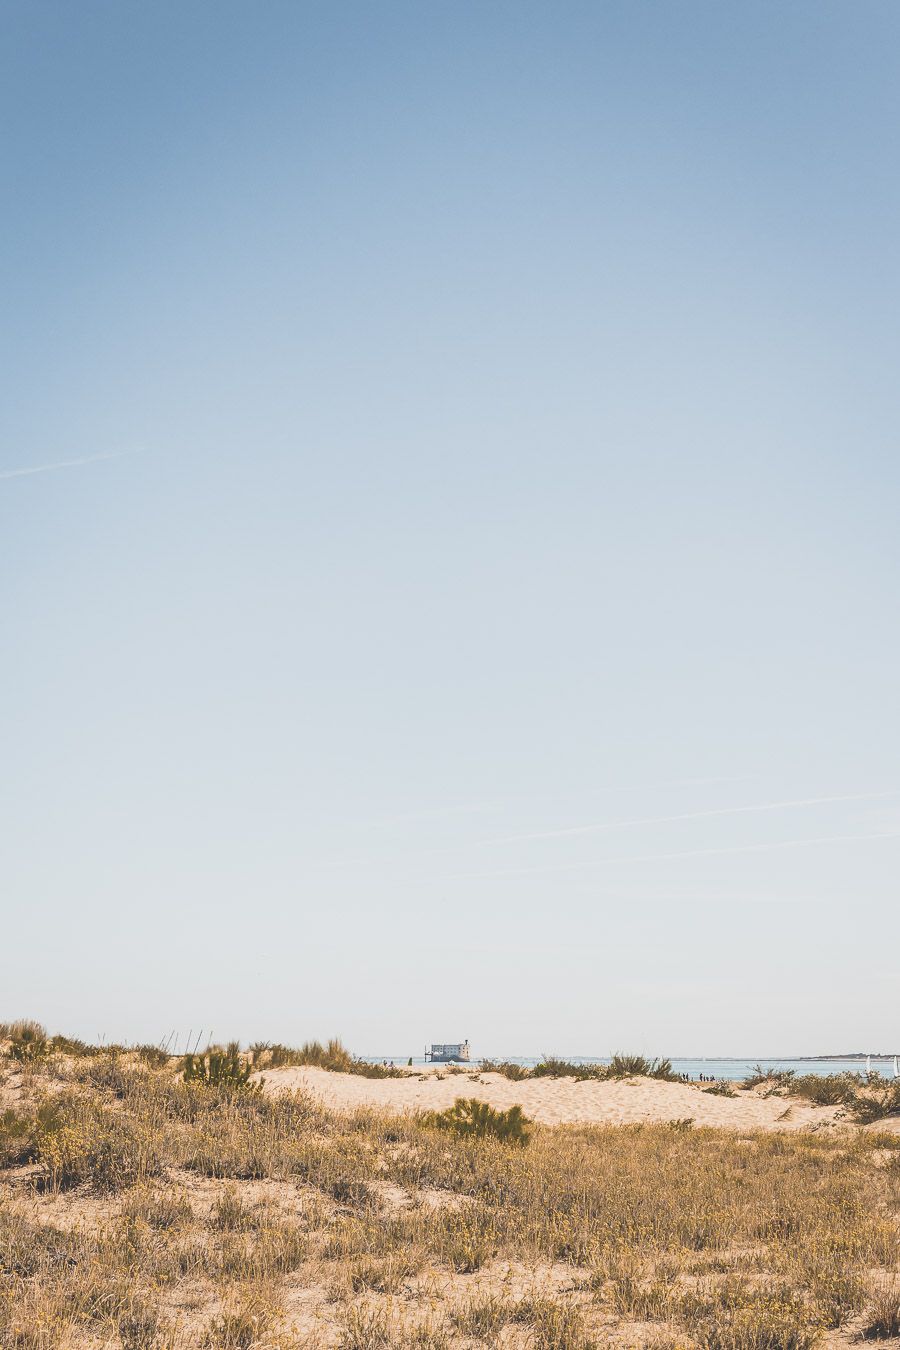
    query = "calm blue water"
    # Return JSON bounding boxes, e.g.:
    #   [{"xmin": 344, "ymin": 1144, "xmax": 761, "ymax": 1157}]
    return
[{"xmin": 366, "ymin": 1055, "xmax": 900, "ymax": 1081}]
